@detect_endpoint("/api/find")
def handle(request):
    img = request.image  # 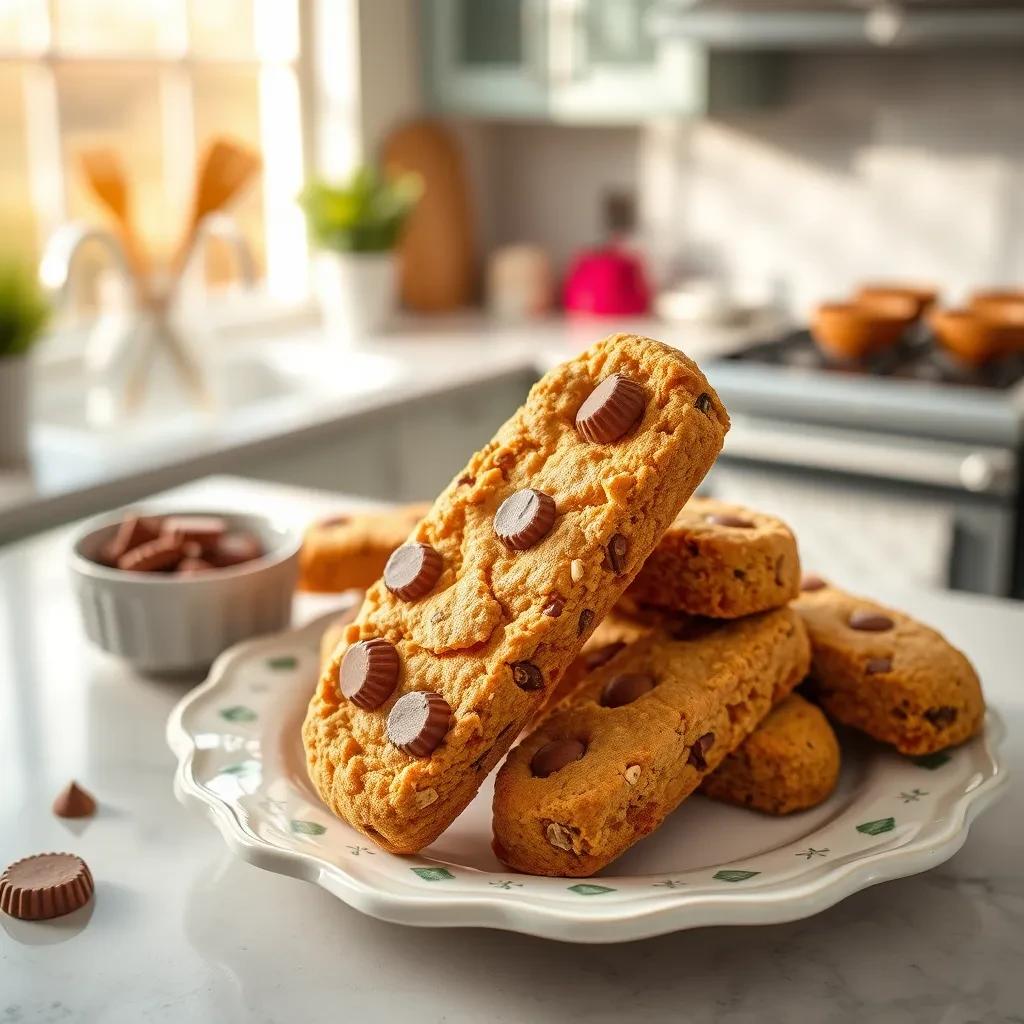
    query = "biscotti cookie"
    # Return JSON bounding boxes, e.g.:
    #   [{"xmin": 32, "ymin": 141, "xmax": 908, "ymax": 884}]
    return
[
  {"xmin": 700, "ymin": 693, "xmax": 839, "ymax": 814},
  {"xmin": 303, "ymin": 333, "xmax": 729, "ymax": 854},
  {"xmin": 794, "ymin": 579, "xmax": 984, "ymax": 755},
  {"xmin": 626, "ymin": 496, "xmax": 800, "ymax": 617},
  {"xmin": 492, "ymin": 606, "xmax": 809, "ymax": 876},
  {"xmin": 299, "ymin": 503, "xmax": 431, "ymax": 592}
]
